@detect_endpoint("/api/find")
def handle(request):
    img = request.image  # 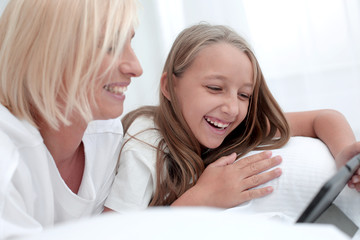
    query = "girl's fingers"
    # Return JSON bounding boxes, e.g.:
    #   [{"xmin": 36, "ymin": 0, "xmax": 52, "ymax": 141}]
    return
[
  {"xmin": 234, "ymin": 151, "xmax": 273, "ymax": 168},
  {"xmin": 349, "ymin": 174, "xmax": 360, "ymax": 191},
  {"xmin": 241, "ymin": 167, "xmax": 282, "ymax": 190},
  {"xmin": 355, "ymin": 183, "xmax": 360, "ymax": 192},
  {"xmin": 352, "ymin": 175, "xmax": 360, "ymax": 184},
  {"xmin": 211, "ymin": 153, "xmax": 237, "ymax": 167},
  {"xmin": 239, "ymin": 155, "xmax": 282, "ymax": 178},
  {"xmin": 239, "ymin": 186, "xmax": 274, "ymax": 202}
]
